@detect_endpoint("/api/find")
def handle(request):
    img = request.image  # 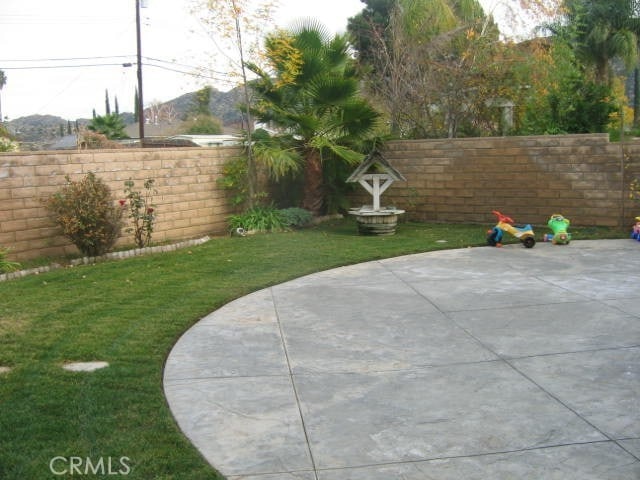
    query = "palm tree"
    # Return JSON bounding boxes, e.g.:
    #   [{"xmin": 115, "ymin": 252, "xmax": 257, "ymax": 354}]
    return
[
  {"xmin": 247, "ymin": 21, "xmax": 380, "ymax": 215},
  {"xmin": 564, "ymin": 0, "xmax": 640, "ymax": 85},
  {"xmin": 87, "ymin": 113, "xmax": 128, "ymax": 139}
]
